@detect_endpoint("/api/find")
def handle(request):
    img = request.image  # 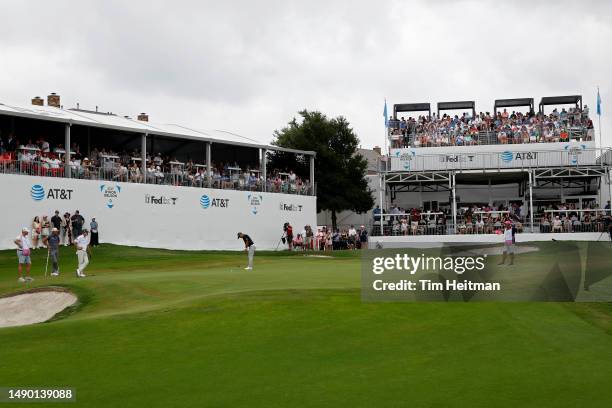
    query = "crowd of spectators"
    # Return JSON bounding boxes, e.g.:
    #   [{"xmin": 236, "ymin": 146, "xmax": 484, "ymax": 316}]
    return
[
  {"xmin": 372, "ymin": 200, "xmax": 611, "ymax": 235},
  {"xmin": 289, "ymin": 225, "xmax": 369, "ymax": 251},
  {"xmin": 0, "ymin": 132, "xmax": 311, "ymax": 195},
  {"xmin": 26, "ymin": 209, "xmax": 100, "ymax": 249},
  {"xmin": 388, "ymin": 106, "xmax": 594, "ymax": 148}
]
